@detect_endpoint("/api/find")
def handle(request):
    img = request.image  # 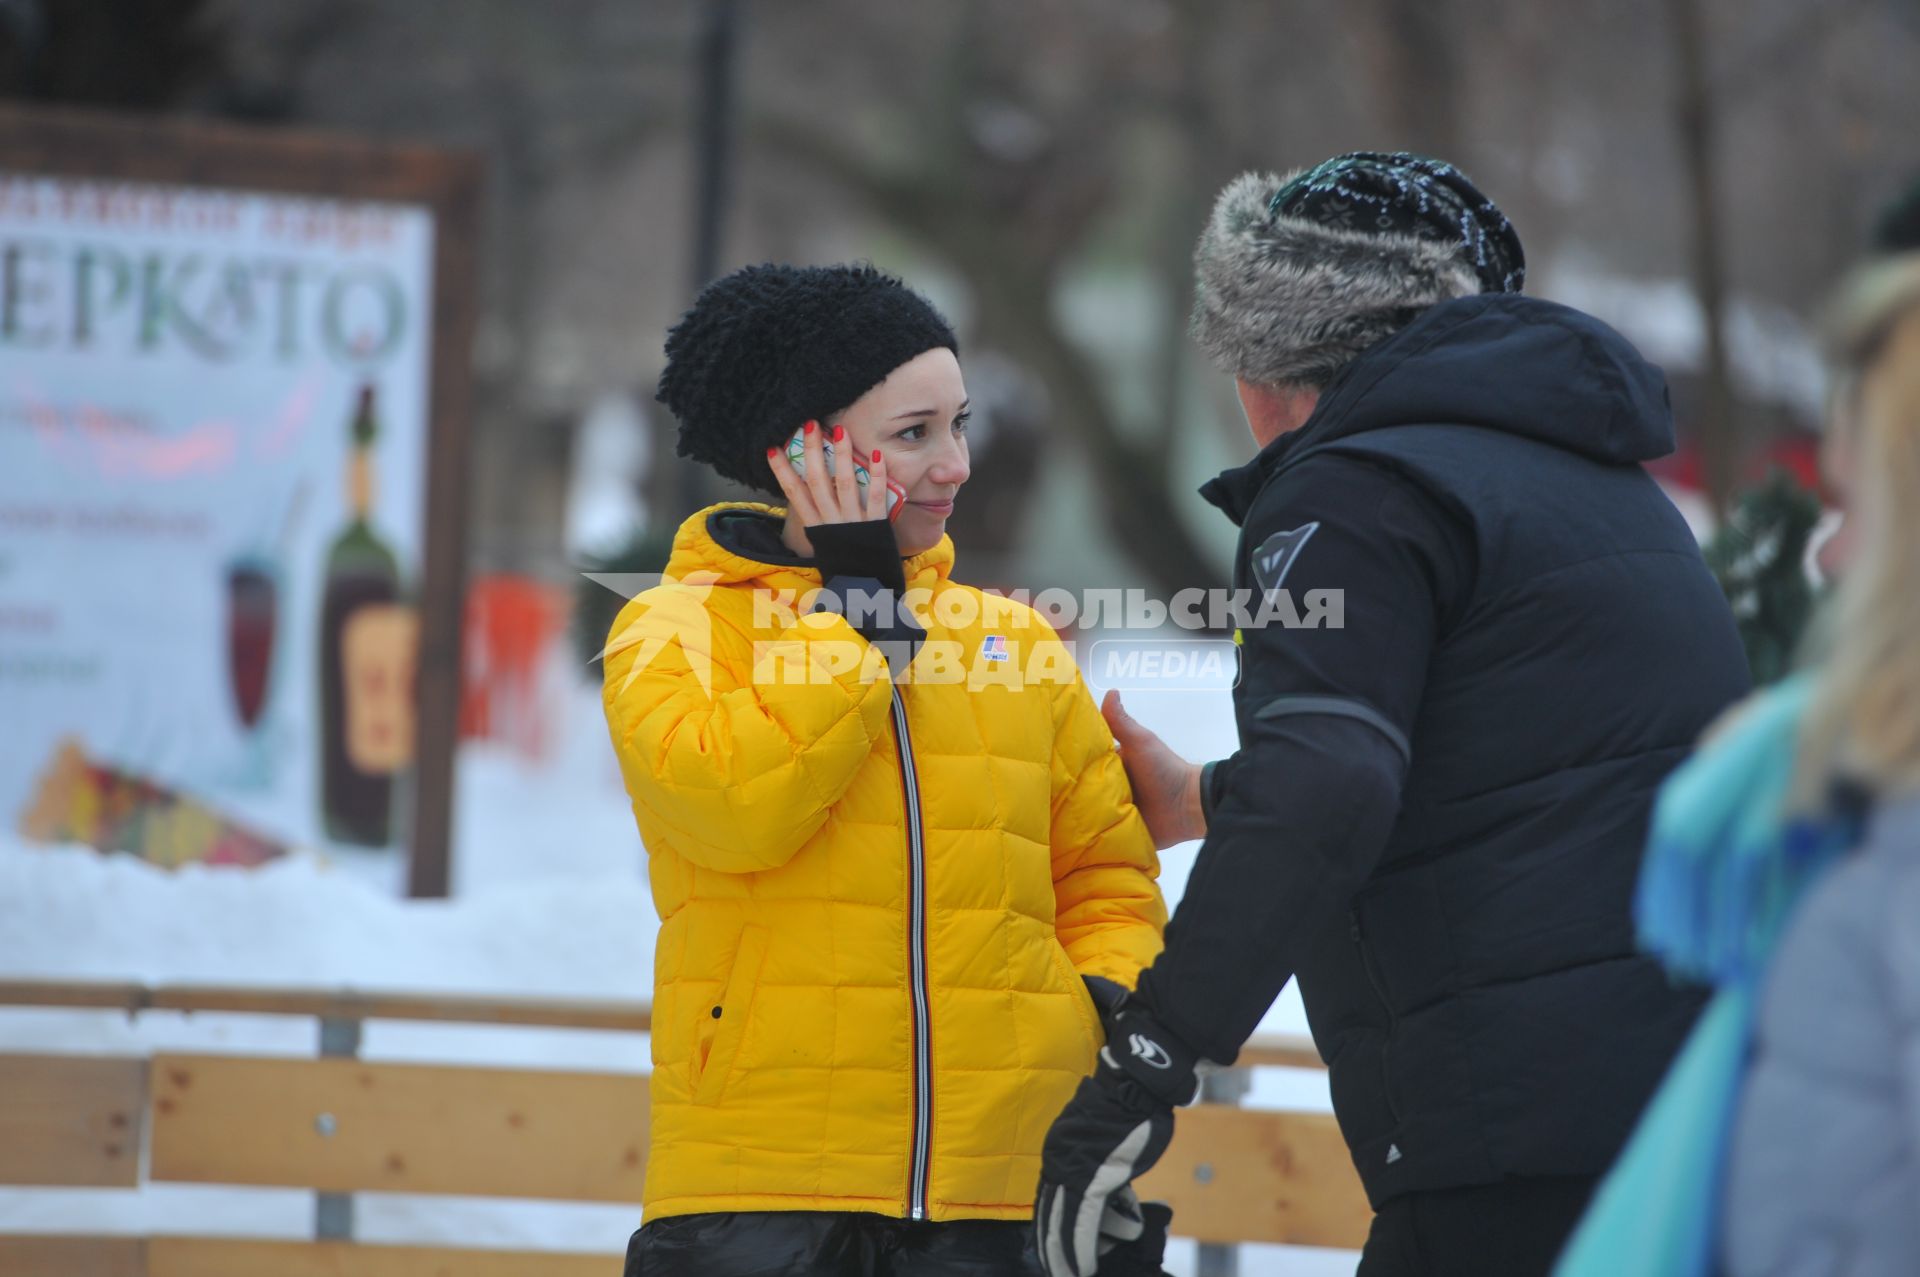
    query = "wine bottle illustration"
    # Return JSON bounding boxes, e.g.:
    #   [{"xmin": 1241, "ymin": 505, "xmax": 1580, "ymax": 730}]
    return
[{"xmin": 317, "ymin": 385, "xmax": 412, "ymax": 847}]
